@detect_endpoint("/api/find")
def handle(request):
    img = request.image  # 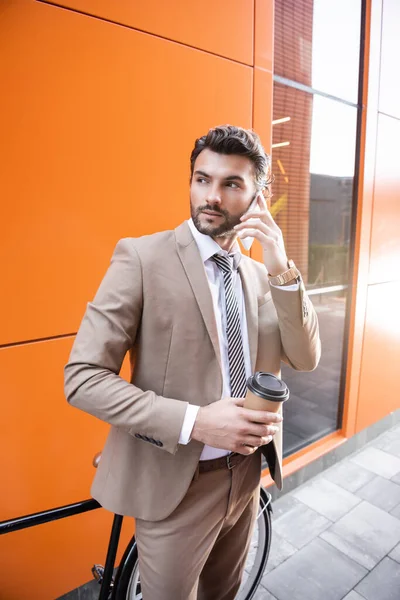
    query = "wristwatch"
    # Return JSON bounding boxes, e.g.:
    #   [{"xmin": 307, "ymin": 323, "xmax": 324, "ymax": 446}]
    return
[{"xmin": 268, "ymin": 259, "xmax": 300, "ymax": 286}]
